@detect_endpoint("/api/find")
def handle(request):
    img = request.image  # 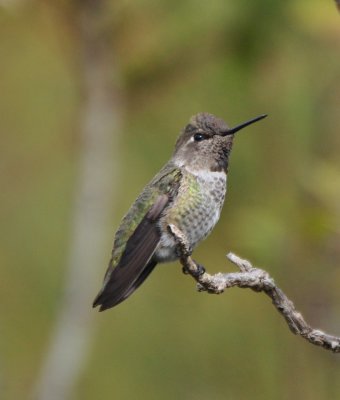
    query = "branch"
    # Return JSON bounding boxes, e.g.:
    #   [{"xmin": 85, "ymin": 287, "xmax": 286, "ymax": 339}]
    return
[{"xmin": 168, "ymin": 224, "xmax": 340, "ymax": 354}]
